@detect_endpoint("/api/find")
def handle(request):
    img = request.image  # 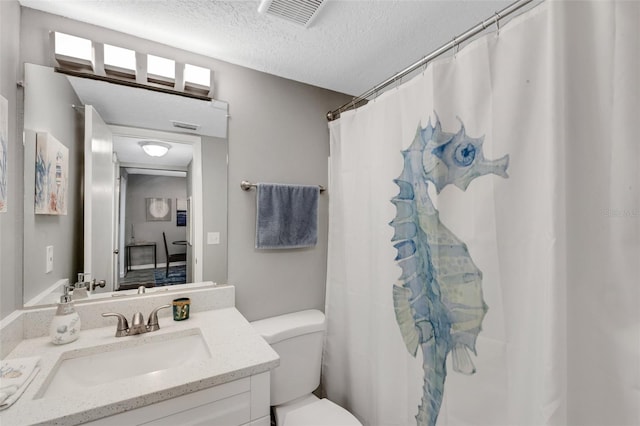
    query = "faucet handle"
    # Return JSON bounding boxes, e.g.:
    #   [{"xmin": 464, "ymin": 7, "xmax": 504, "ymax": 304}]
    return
[
  {"xmin": 146, "ymin": 304, "xmax": 171, "ymax": 332},
  {"xmin": 102, "ymin": 312, "xmax": 129, "ymax": 337}
]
